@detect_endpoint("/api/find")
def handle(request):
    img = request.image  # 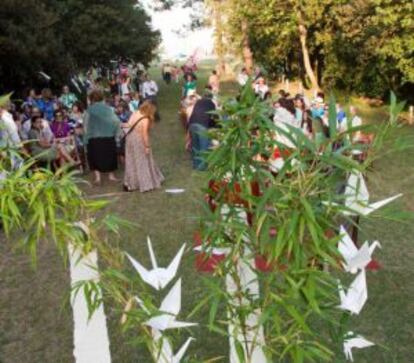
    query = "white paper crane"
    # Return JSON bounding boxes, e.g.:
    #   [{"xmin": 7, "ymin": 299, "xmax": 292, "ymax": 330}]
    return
[
  {"xmin": 269, "ymin": 157, "xmax": 285, "ymax": 172},
  {"xmin": 152, "ymin": 330, "xmax": 194, "ymax": 363},
  {"xmin": 126, "ymin": 237, "xmax": 185, "ymax": 290},
  {"xmin": 193, "ymin": 245, "xmax": 231, "ymax": 255},
  {"xmin": 344, "ymin": 171, "xmax": 402, "ymax": 216},
  {"xmin": 343, "ymin": 333, "xmax": 375, "ymax": 361},
  {"xmin": 137, "ymin": 279, "xmax": 197, "ymax": 331},
  {"xmin": 269, "ymin": 156, "xmax": 299, "ymax": 173},
  {"xmin": 338, "ymin": 269, "xmax": 367, "ymax": 315},
  {"xmin": 38, "ymin": 71, "xmax": 51, "ymax": 81},
  {"xmin": 338, "ymin": 226, "xmax": 381, "ymax": 273},
  {"xmin": 71, "ymin": 77, "xmax": 82, "ymax": 94}
]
